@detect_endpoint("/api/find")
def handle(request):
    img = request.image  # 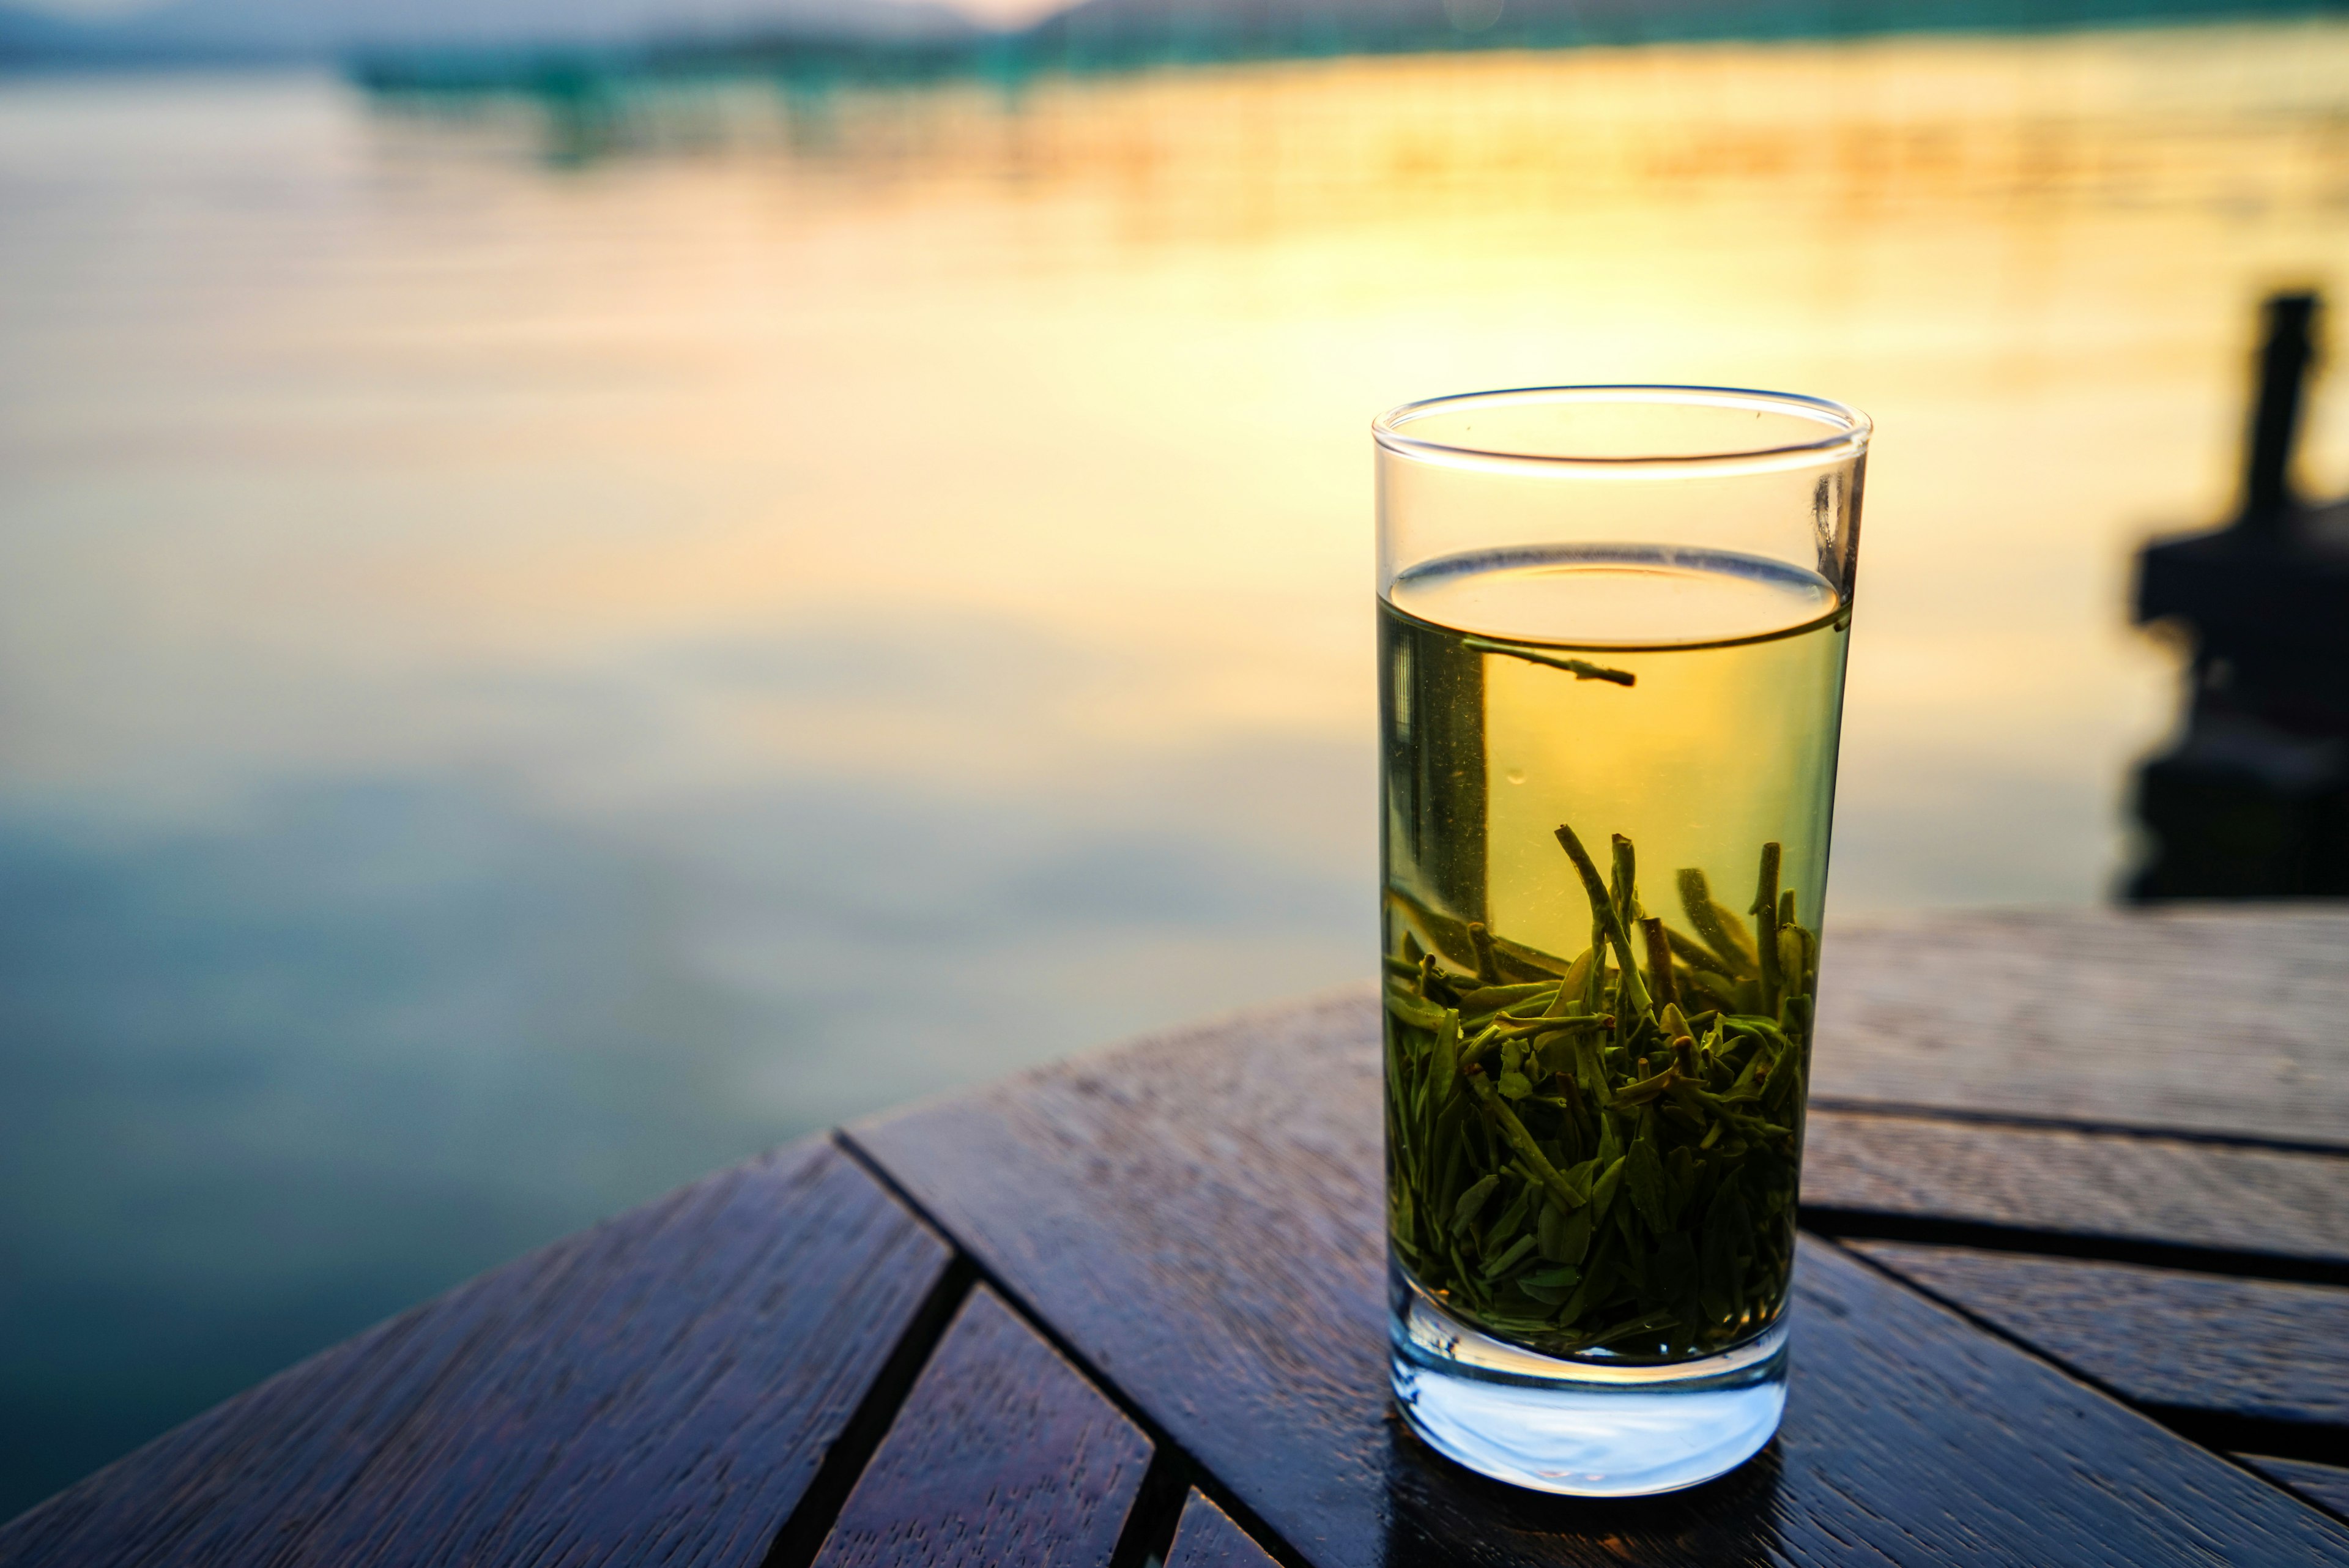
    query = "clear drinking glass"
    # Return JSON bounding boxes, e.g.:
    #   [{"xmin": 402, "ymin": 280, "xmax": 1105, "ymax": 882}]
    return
[{"xmin": 1375, "ymin": 386, "xmax": 1868, "ymax": 1496}]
